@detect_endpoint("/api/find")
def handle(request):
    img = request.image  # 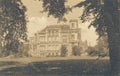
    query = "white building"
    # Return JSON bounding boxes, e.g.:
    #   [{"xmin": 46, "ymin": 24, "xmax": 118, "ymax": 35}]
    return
[{"xmin": 29, "ymin": 19, "xmax": 86, "ymax": 57}]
